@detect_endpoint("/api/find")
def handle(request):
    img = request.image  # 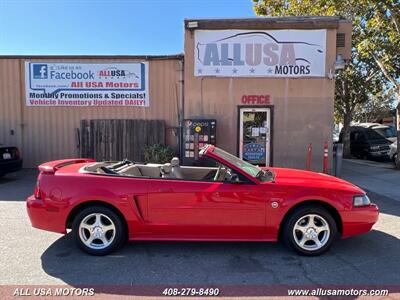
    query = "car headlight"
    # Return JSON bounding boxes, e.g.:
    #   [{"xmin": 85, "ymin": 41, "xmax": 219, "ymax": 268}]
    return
[
  {"xmin": 370, "ymin": 145, "xmax": 380, "ymax": 151},
  {"xmin": 353, "ymin": 195, "xmax": 371, "ymax": 207}
]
